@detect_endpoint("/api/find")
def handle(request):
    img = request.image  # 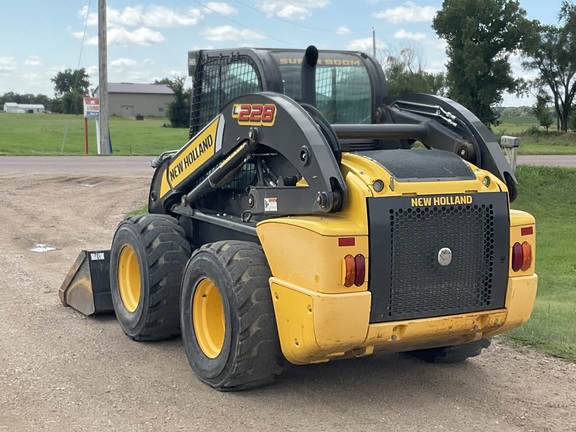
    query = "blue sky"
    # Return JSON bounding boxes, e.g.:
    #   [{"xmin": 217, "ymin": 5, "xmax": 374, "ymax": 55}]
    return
[{"xmin": 0, "ymin": 1, "xmax": 566, "ymax": 105}]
